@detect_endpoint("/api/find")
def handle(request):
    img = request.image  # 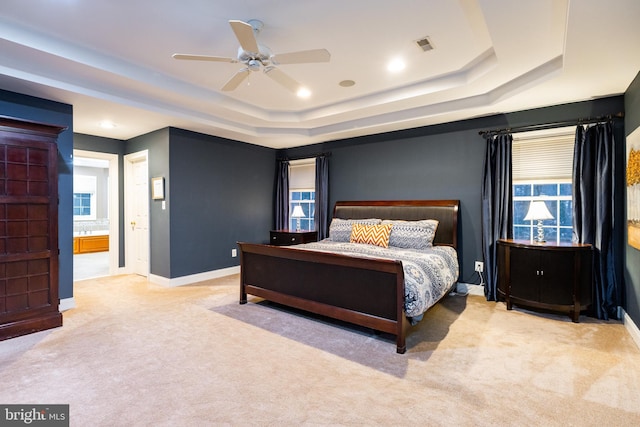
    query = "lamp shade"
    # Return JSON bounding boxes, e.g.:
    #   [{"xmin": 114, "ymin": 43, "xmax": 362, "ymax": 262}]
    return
[
  {"xmin": 524, "ymin": 200, "xmax": 554, "ymax": 221},
  {"xmin": 291, "ymin": 205, "xmax": 305, "ymax": 218}
]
